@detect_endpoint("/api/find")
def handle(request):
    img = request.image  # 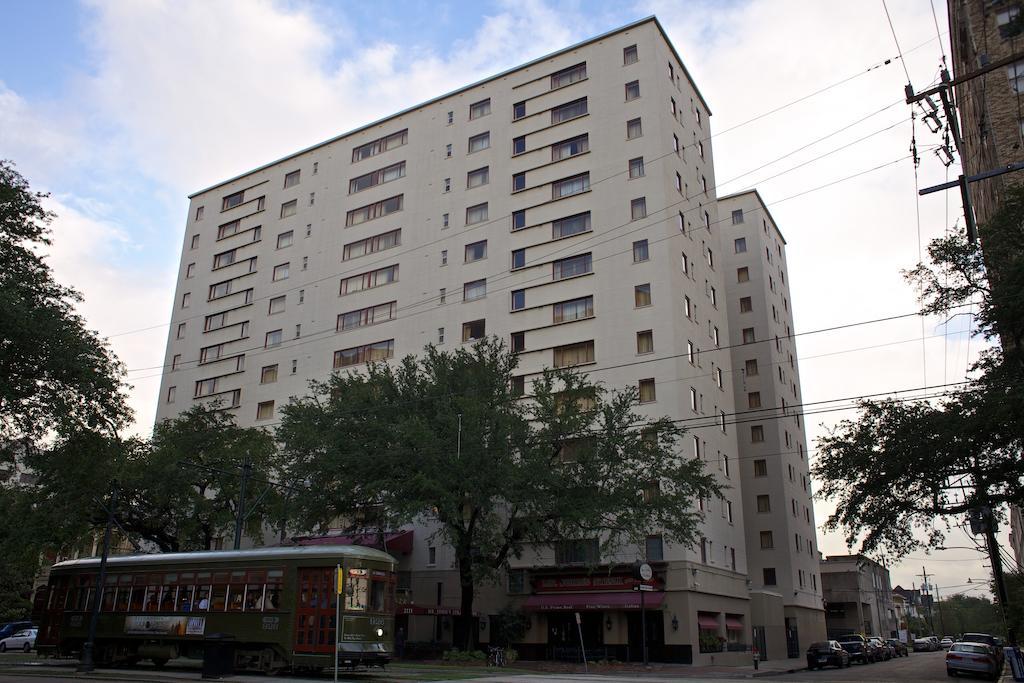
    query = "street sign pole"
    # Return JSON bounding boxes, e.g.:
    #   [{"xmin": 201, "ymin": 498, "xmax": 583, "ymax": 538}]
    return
[
  {"xmin": 335, "ymin": 564, "xmax": 342, "ymax": 683},
  {"xmin": 574, "ymin": 611, "xmax": 588, "ymax": 672}
]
